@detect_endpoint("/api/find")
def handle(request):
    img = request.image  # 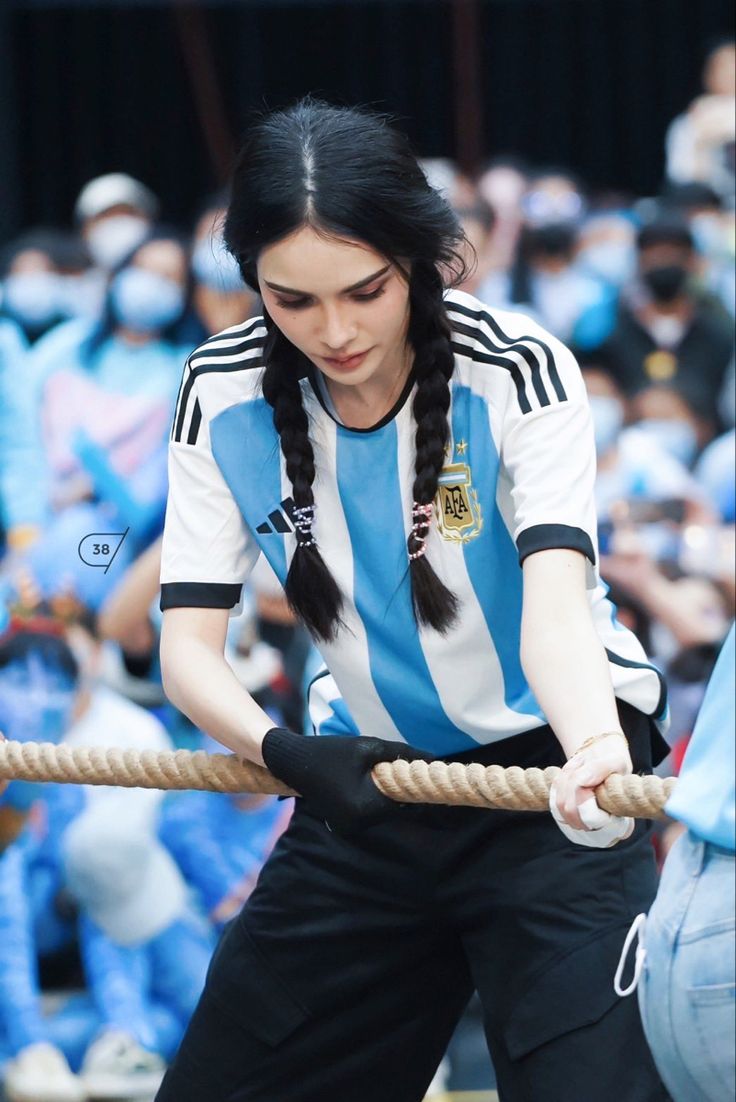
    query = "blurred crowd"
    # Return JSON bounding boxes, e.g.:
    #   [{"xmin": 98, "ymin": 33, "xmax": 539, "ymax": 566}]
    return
[{"xmin": 0, "ymin": 38, "xmax": 733, "ymax": 1102}]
